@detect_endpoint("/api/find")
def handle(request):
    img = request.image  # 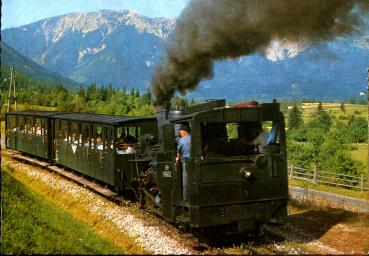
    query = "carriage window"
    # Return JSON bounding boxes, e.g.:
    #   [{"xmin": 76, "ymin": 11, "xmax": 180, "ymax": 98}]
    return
[
  {"xmin": 35, "ymin": 117, "xmax": 42, "ymax": 135},
  {"xmin": 103, "ymin": 127, "xmax": 110, "ymax": 150},
  {"xmin": 41, "ymin": 118, "xmax": 47, "ymax": 136},
  {"xmin": 62, "ymin": 121, "xmax": 69, "ymax": 142},
  {"xmin": 226, "ymin": 123, "xmax": 238, "ymax": 140},
  {"xmin": 109, "ymin": 127, "xmax": 114, "ymax": 149},
  {"xmin": 8, "ymin": 116, "xmax": 16, "ymax": 132},
  {"xmin": 55, "ymin": 120, "xmax": 59, "ymax": 141},
  {"xmin": 83, "ymin": 125, "xmax": 92, "ymax": 147},
  {"xmin": 71, "ymin": 122, "xmax": 81, "ymax": 145},
  {"xmin": 117, "ymin": 127, "xmax": 125, "ymax": 139},
  {"xmin": 95, "ymin": 126, "xmax": 103, "ymax": 150},
  {"xmin": 201, "ymin": 121, "xmax": 280, "ymax": 157},
  {"xmin": 19, "ymin": 116, "xmax": 25, "ymax": 132},
  {"xmin": 26, "ymin": 117, "xmax": 34, "ymax": 134},
  {"xmin": 116, "ymin": 126, "xmax": 141, "ymax": 144}
]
